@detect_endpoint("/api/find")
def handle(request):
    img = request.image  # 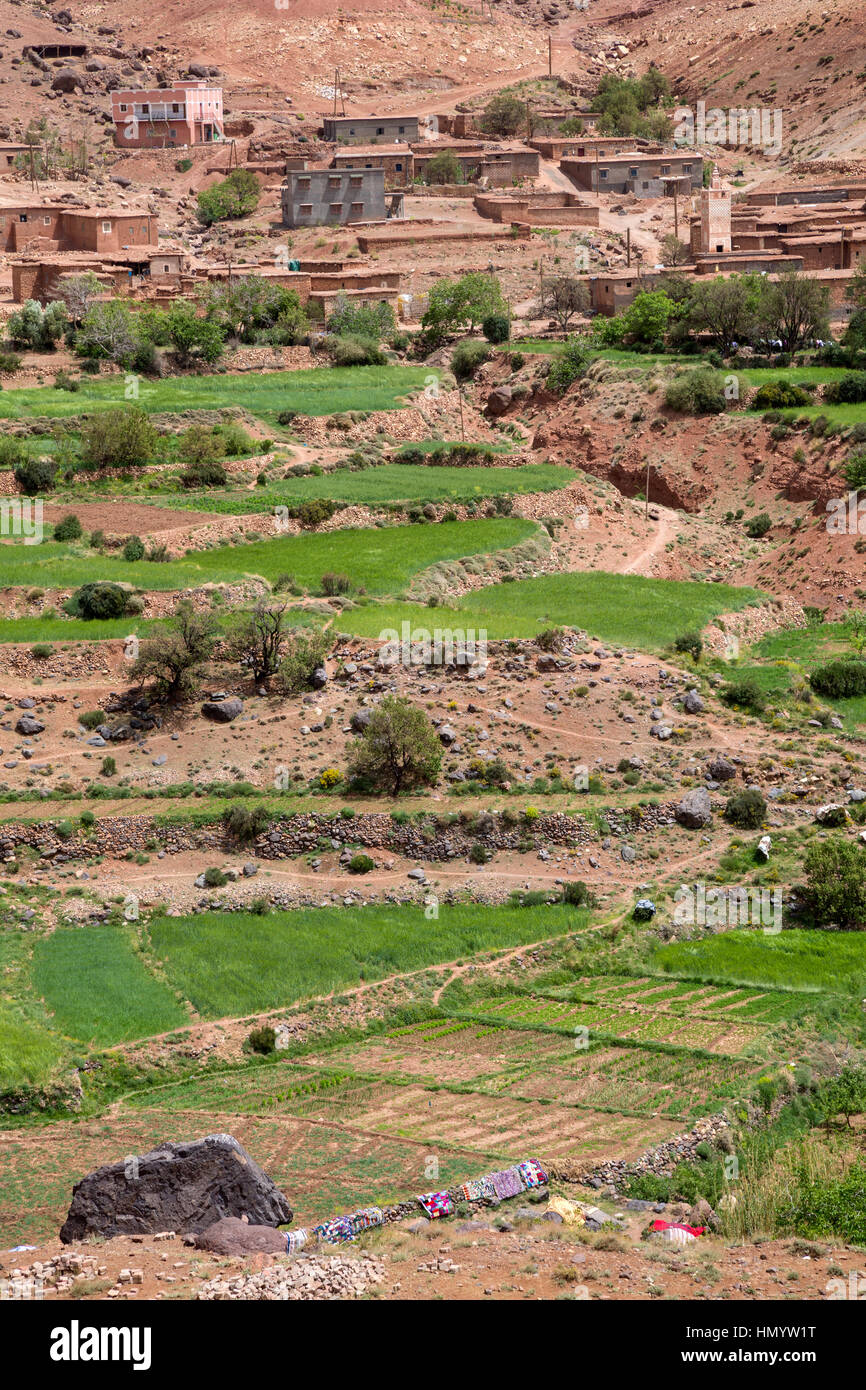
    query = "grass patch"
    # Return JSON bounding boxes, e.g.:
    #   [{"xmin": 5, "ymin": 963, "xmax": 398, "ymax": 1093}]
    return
[
  {"xmin": 31, "ymin": 926, "xmax": 187, "ymax": 1045},
  {"xmin": 652, "ymin": 929, "xmax": 866, "ymax": 995},
  {"xmin": 149, "ymin": 903, "xmax": 590, "ymax": 1018}
]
